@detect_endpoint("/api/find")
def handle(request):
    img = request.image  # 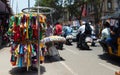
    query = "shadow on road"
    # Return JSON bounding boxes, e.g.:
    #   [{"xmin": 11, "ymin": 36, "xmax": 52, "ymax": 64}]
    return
[
  {"xmin": 44, "ymin": 55, "xmax": 65, "ymax": 63},
  {"xmin": 65, "ymin": 44, "xmax": 73, "ymax": 46},
  {"xmin": 77, "ymin": 47, "xmax": 92, "ymax": 51},
  {"xmin": 98, "ymin": 53, "xmax": 120, "ymax": 67},
  {"xmin": 9, "ymin": 66, "xmax": 46, "ymax": 75},
  {"xmin": 0, "ymin": 44, "xmax": 8, "ymax": 50}
]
